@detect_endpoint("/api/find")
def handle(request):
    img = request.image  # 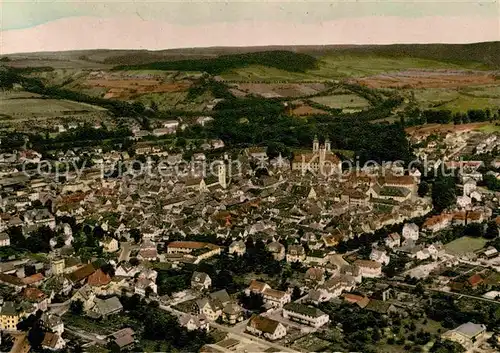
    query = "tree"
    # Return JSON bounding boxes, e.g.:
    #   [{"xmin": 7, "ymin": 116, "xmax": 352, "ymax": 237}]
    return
[
  {"xmin": 432, "ymin": 176, "xmax": 456, "ymax": 212},
  {"xmin": 238, "ymin": 292, "xmax": 264, "ymax": 312},
  {"xmin": 418, "ymin": 181, "xmax": 430, "ymax": 197},
  {"xmin": 485, "ymin": 221, "xmax": 499, "ymax": 239},
  {"xmin": 291, "ymin": 286, "xmax": 302, "ymax": 301},
  {"xmin": 130, "ymin": 228, "xmax": 142, "ymax": 244},
  {"xmin": 70, "ymin": 300, "xmax": 84, "ymax": 315}
]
